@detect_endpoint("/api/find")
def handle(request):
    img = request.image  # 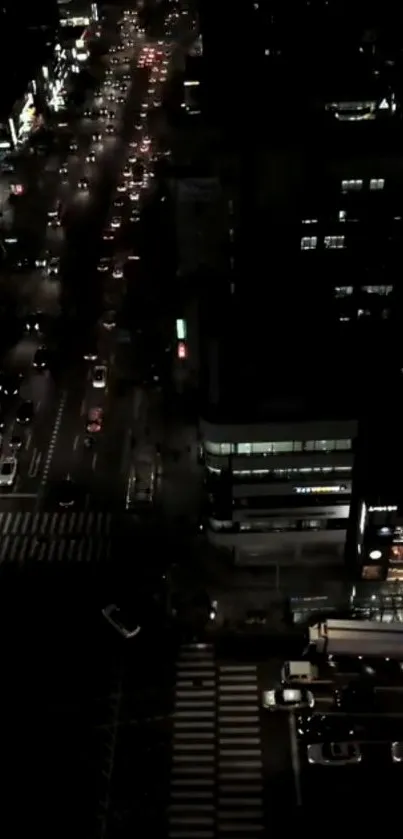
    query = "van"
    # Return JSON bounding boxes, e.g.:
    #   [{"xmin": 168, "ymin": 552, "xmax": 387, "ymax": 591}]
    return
[{"xmin": 281, "ymin": 661, "xmax": 319, "ymax": 684}]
